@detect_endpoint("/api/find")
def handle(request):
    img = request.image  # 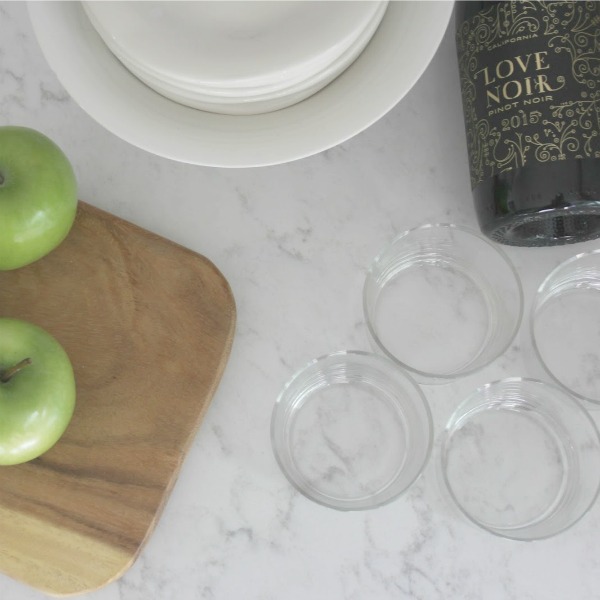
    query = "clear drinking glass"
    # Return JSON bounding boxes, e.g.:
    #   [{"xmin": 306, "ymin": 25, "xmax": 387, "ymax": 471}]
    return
[
  {"xmin": 532, "ymin": 249, "xmax": 600, "ymax": 406},
  {"xmin": 271, "ymin": 351, "xmax": 432, "ymax": 510},
  {"xmin": 440, "ymin": 378, "xmax": 600, "ymax": 540},
  {"xmin": 363, "ymin": 224, "xmax": 523, "ymax": 384}
]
